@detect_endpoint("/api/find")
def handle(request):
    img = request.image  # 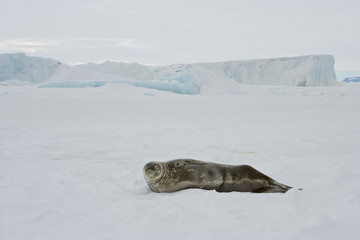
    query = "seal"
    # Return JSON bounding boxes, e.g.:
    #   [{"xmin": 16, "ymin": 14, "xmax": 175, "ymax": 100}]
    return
[{"xmin": 143, "ymin": 159, "xmax": 291, "ymax": 193}]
